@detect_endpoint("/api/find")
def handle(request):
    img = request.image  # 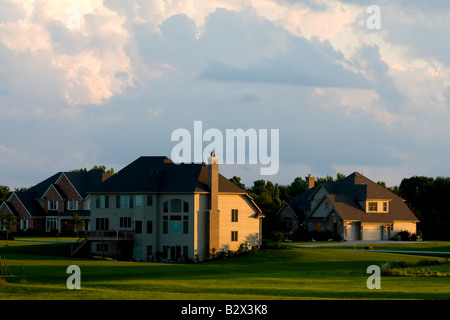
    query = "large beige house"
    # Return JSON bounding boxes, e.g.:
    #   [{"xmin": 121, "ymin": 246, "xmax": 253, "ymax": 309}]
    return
[
  {"xmin": 277, "ymin": 172, "xmax": 419, "ymax": 241},
  {"xmin": 77, "ymin": 154, "xmax": 264, "ymax": 262}
]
